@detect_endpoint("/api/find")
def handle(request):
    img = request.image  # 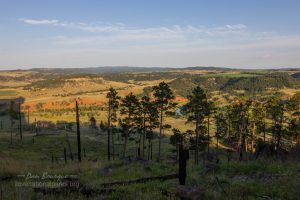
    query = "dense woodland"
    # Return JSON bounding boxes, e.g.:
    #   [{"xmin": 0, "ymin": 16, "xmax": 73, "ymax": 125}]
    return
[
  {"xmin": 170, "ymin": 73, "xmax": 300, "ymax": 97},
  {"xmin": 102, "ymin": 82, "xmax": 300, "ymax": 162}
]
